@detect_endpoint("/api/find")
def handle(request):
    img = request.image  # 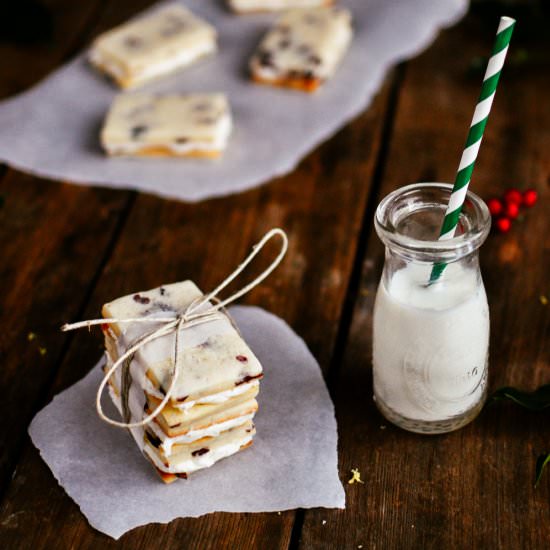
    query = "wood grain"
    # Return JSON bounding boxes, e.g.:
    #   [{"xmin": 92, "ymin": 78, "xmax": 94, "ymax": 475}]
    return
[
  {"xmin": 0, "ymin": 0, "xmax": 103, "ymax": 100},
  {"xmin": 0, "ymin": 31, "xmax": 395, "ymax": 550},
  {"xmin": 0, "ymin": 0, "xmax": 165, "ymax": 500},
  {"xmin": 298, "ymin": 12, "xmax": 550, "ymax": 550},
  {"xmin": 0, "ymin": 2, "xmax": 548, "ymax": 549}
]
